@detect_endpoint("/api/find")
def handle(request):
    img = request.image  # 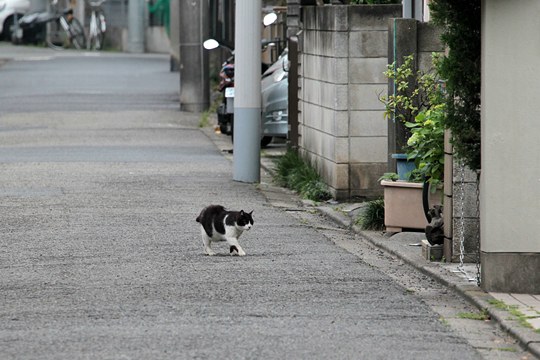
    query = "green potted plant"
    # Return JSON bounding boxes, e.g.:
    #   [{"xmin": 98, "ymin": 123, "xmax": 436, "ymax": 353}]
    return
[
  {"xmin": 382, "ymin": 54, "xmax": 426, "ymax": 180},
  {"xmin": 380, "ymin": 54, "xmax": 445, "ymax": 232}
]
